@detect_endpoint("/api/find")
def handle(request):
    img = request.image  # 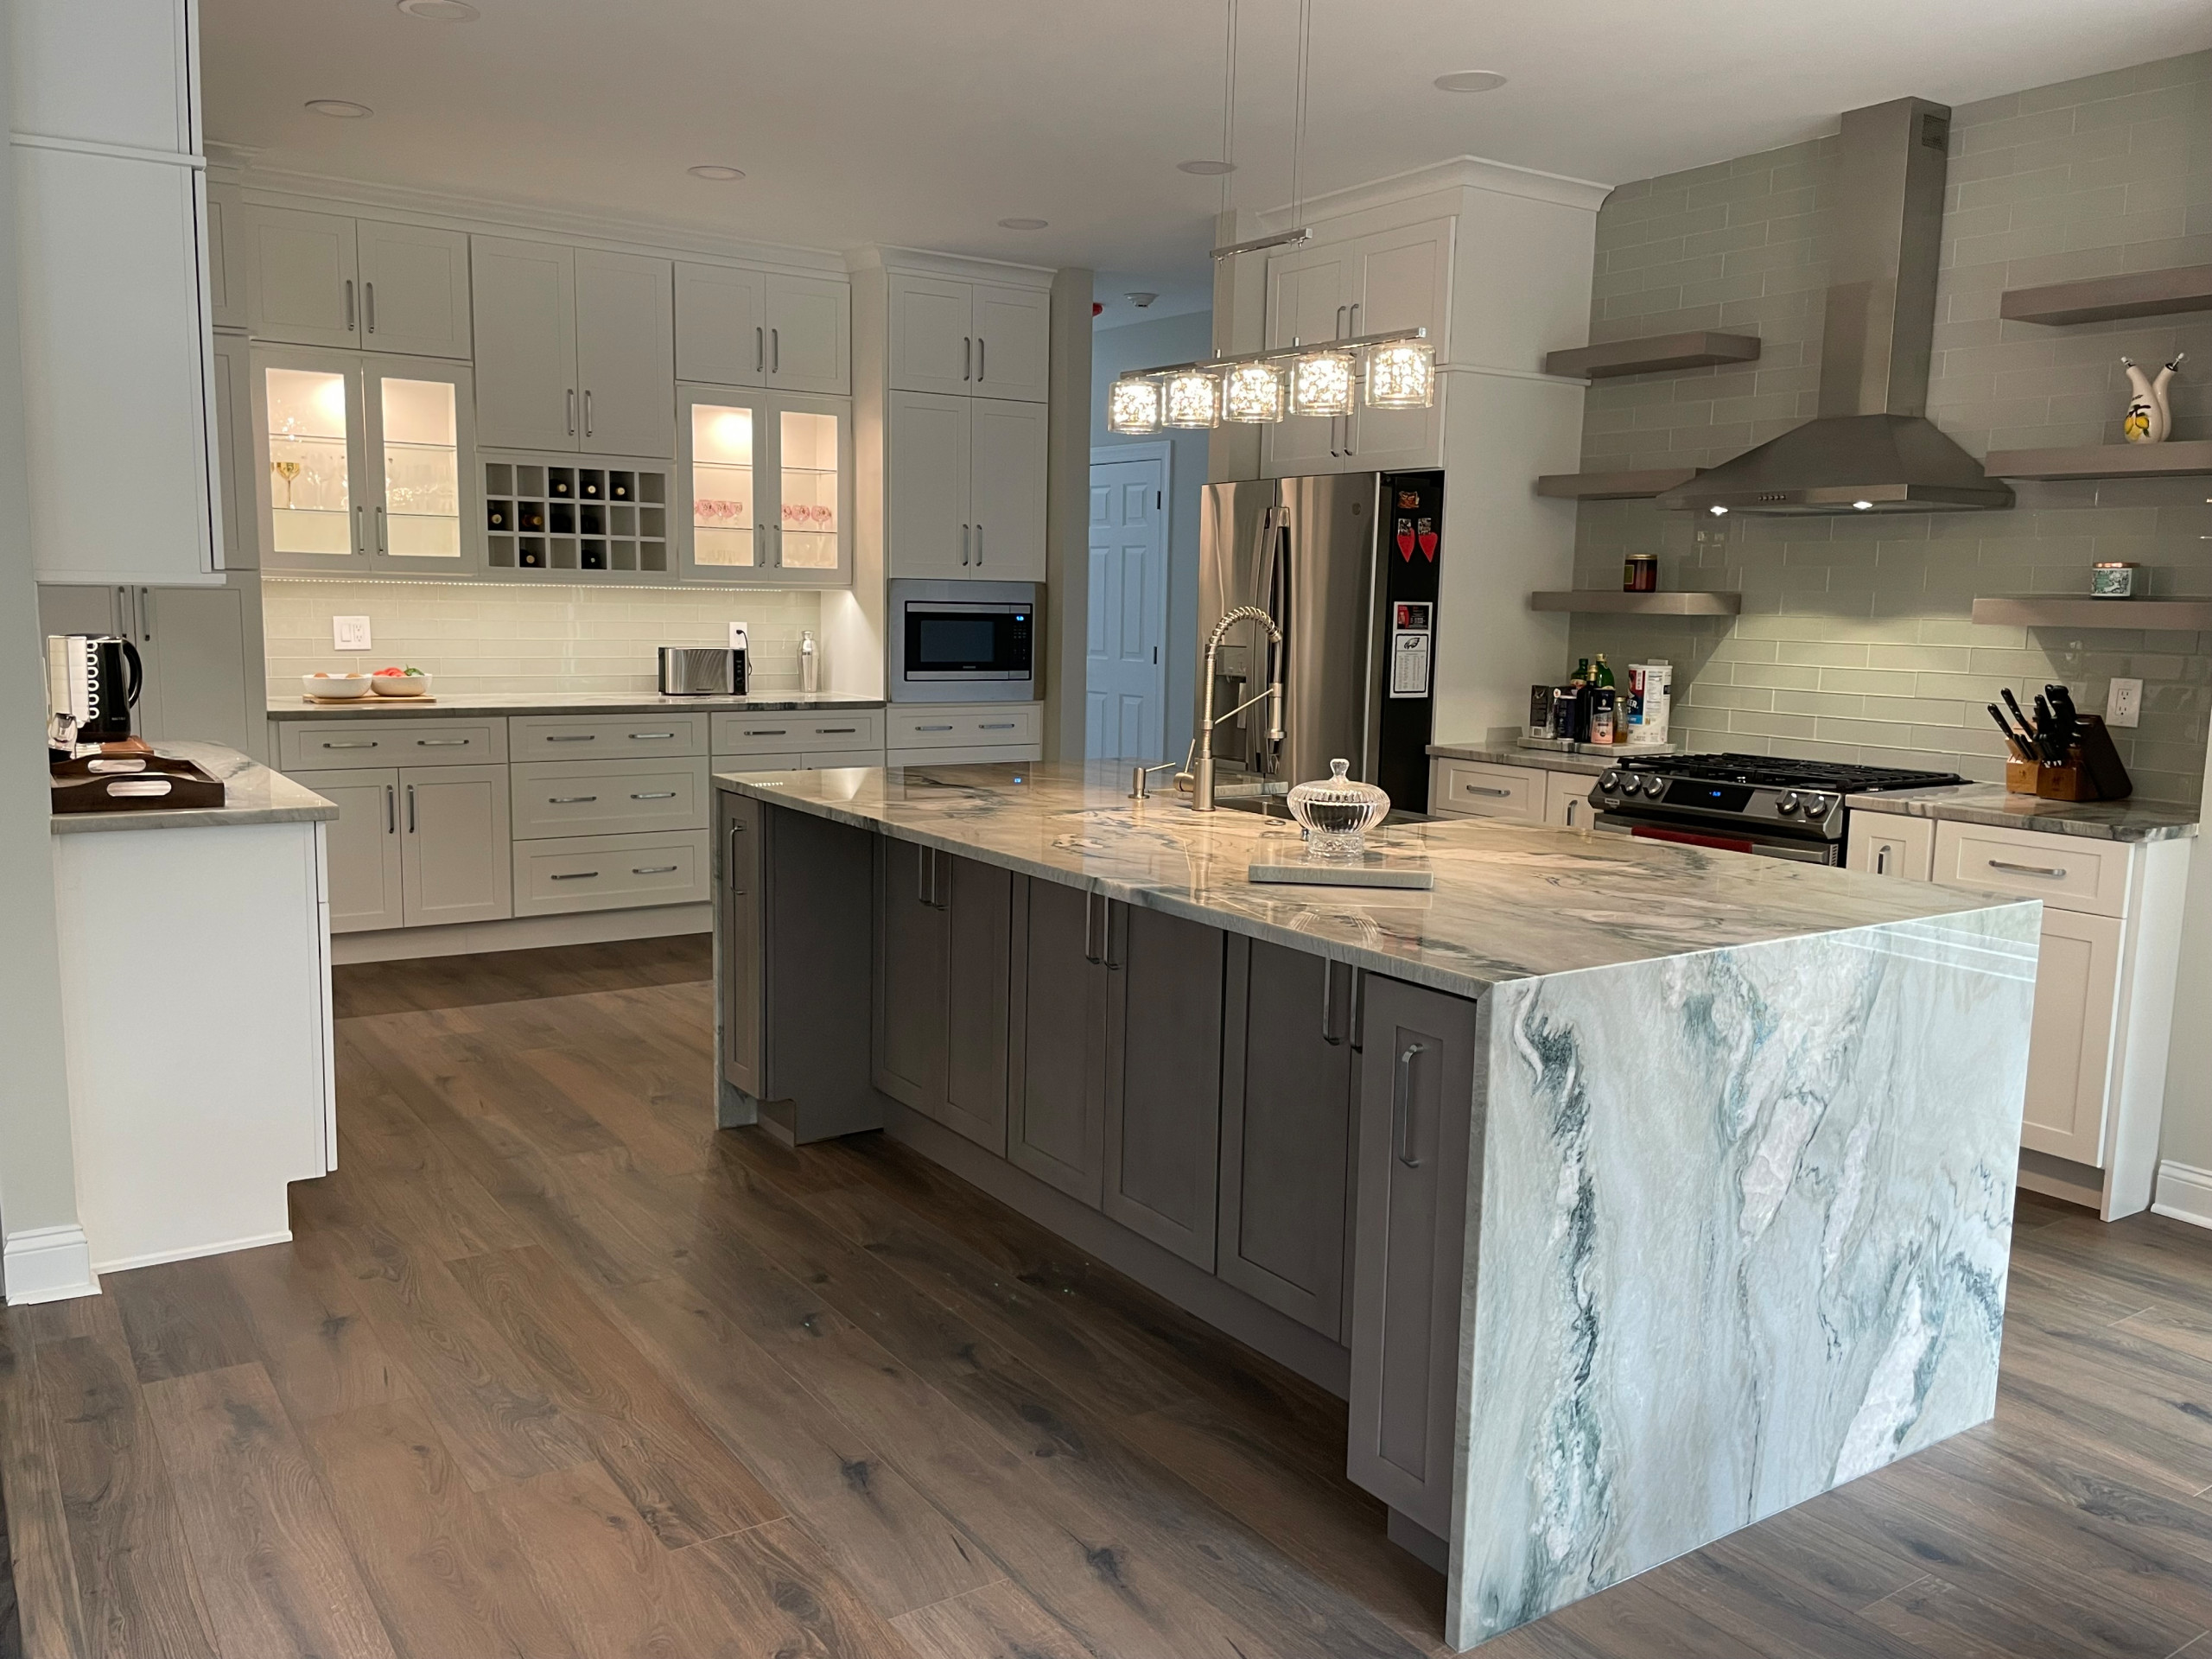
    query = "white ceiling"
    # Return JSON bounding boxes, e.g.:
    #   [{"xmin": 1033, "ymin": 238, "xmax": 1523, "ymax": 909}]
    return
[{"xmin": 202, "ymin": 0, "xmax": 2212, "ymax": 294}]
